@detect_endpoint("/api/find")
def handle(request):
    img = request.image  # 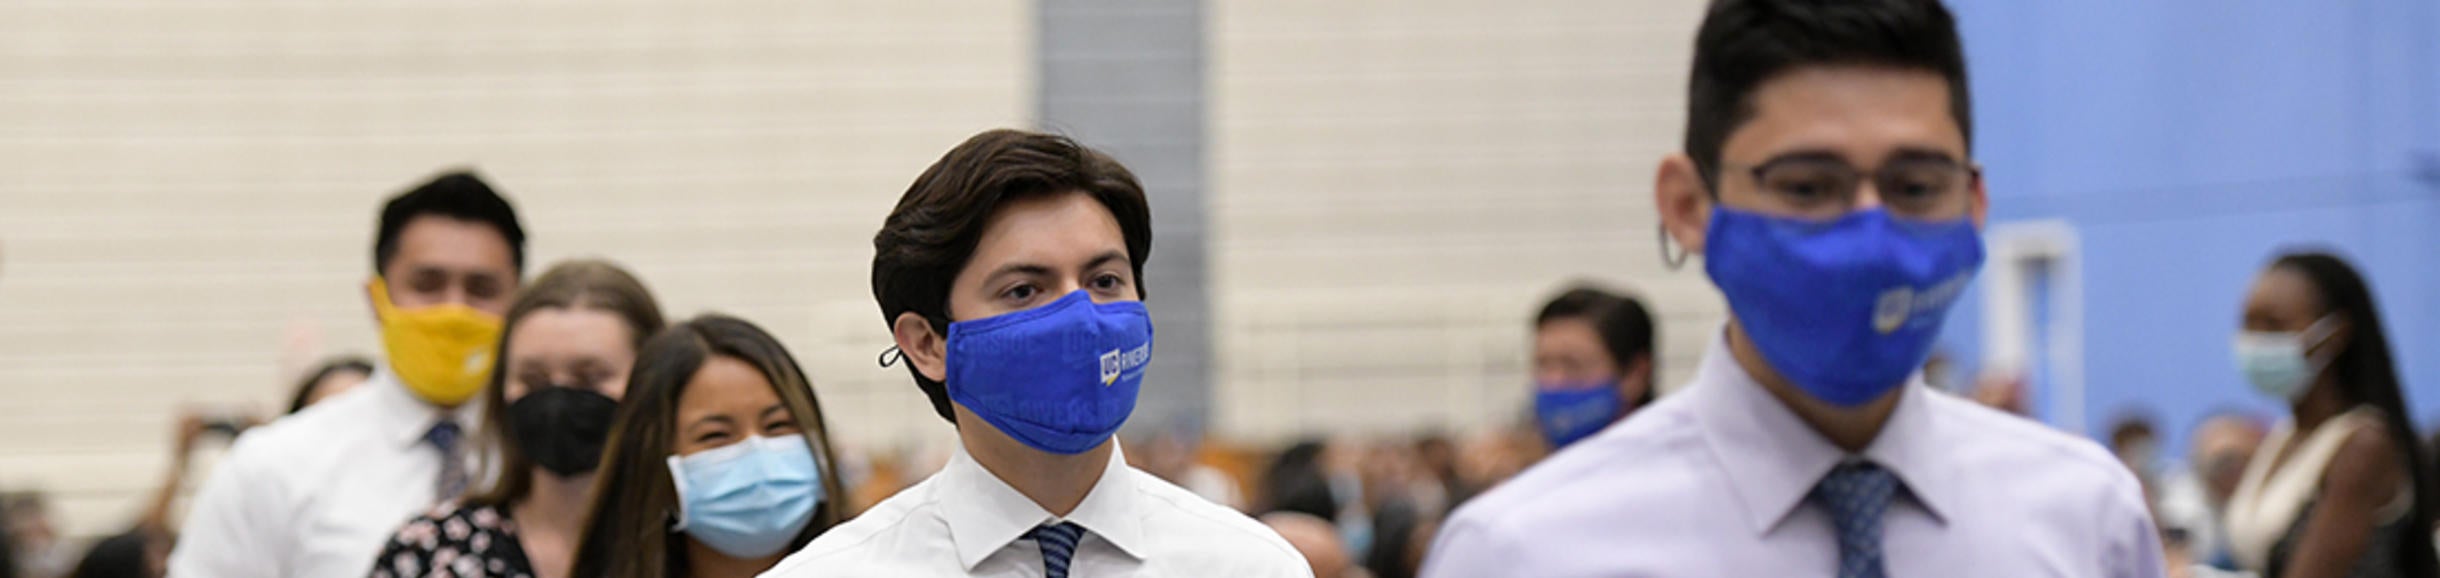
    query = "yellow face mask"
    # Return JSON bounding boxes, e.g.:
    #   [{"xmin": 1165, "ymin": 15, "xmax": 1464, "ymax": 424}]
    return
[{"xmin": 369, "ymin": 278, "xmax": 504, "ymax": 407}]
